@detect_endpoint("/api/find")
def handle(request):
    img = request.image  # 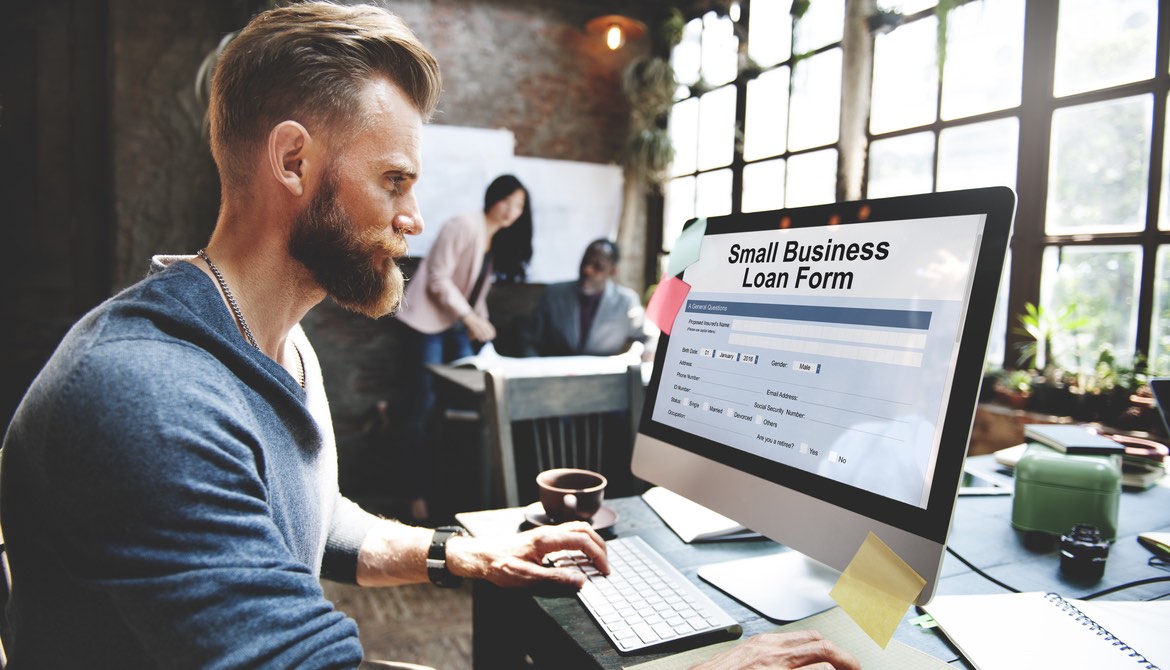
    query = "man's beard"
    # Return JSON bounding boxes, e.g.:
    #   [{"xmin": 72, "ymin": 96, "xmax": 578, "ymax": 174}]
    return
[{"xmin": 289, "ymin": 171, "xmax": 406, "ymax": 319}]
